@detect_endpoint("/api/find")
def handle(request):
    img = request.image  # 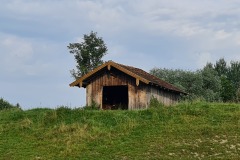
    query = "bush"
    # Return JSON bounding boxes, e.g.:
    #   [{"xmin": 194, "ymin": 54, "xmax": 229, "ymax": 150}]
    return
[
  {"xmin": 0, "ymin": 98, "xmax": 20, "ymax": 110},
  {"xmin": 149, "ymin": 97, "xmax": 164, "ymax": 109}
]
